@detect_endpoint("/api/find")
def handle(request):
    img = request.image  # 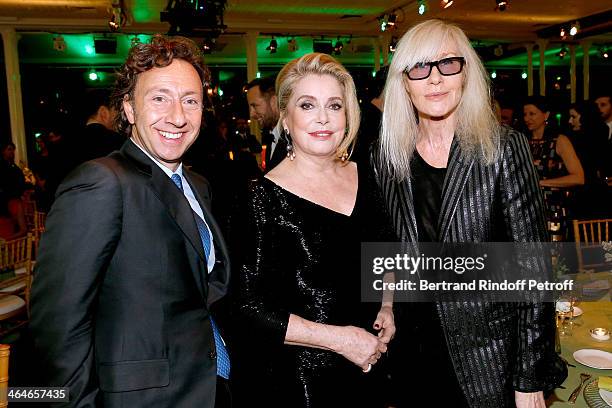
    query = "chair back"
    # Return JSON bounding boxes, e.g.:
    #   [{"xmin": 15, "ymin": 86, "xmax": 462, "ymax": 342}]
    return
[
  {"xmin": 22, "ymin": 199, "xmax": 37, "ymax": 231},
  {"xmin": 0, "ymin": 344, "xmax": 8, "ymax": 408},
  {"xmin": 0, "ymin": 234, "xmax": 33, "ymax": 314},
  {"xmin": 32, "ymin": 211, "xmax": 47, "ymax": 259},
  {"xmin": 573, "ymin": 219, "xmax": 612, "ymax": 272}
]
